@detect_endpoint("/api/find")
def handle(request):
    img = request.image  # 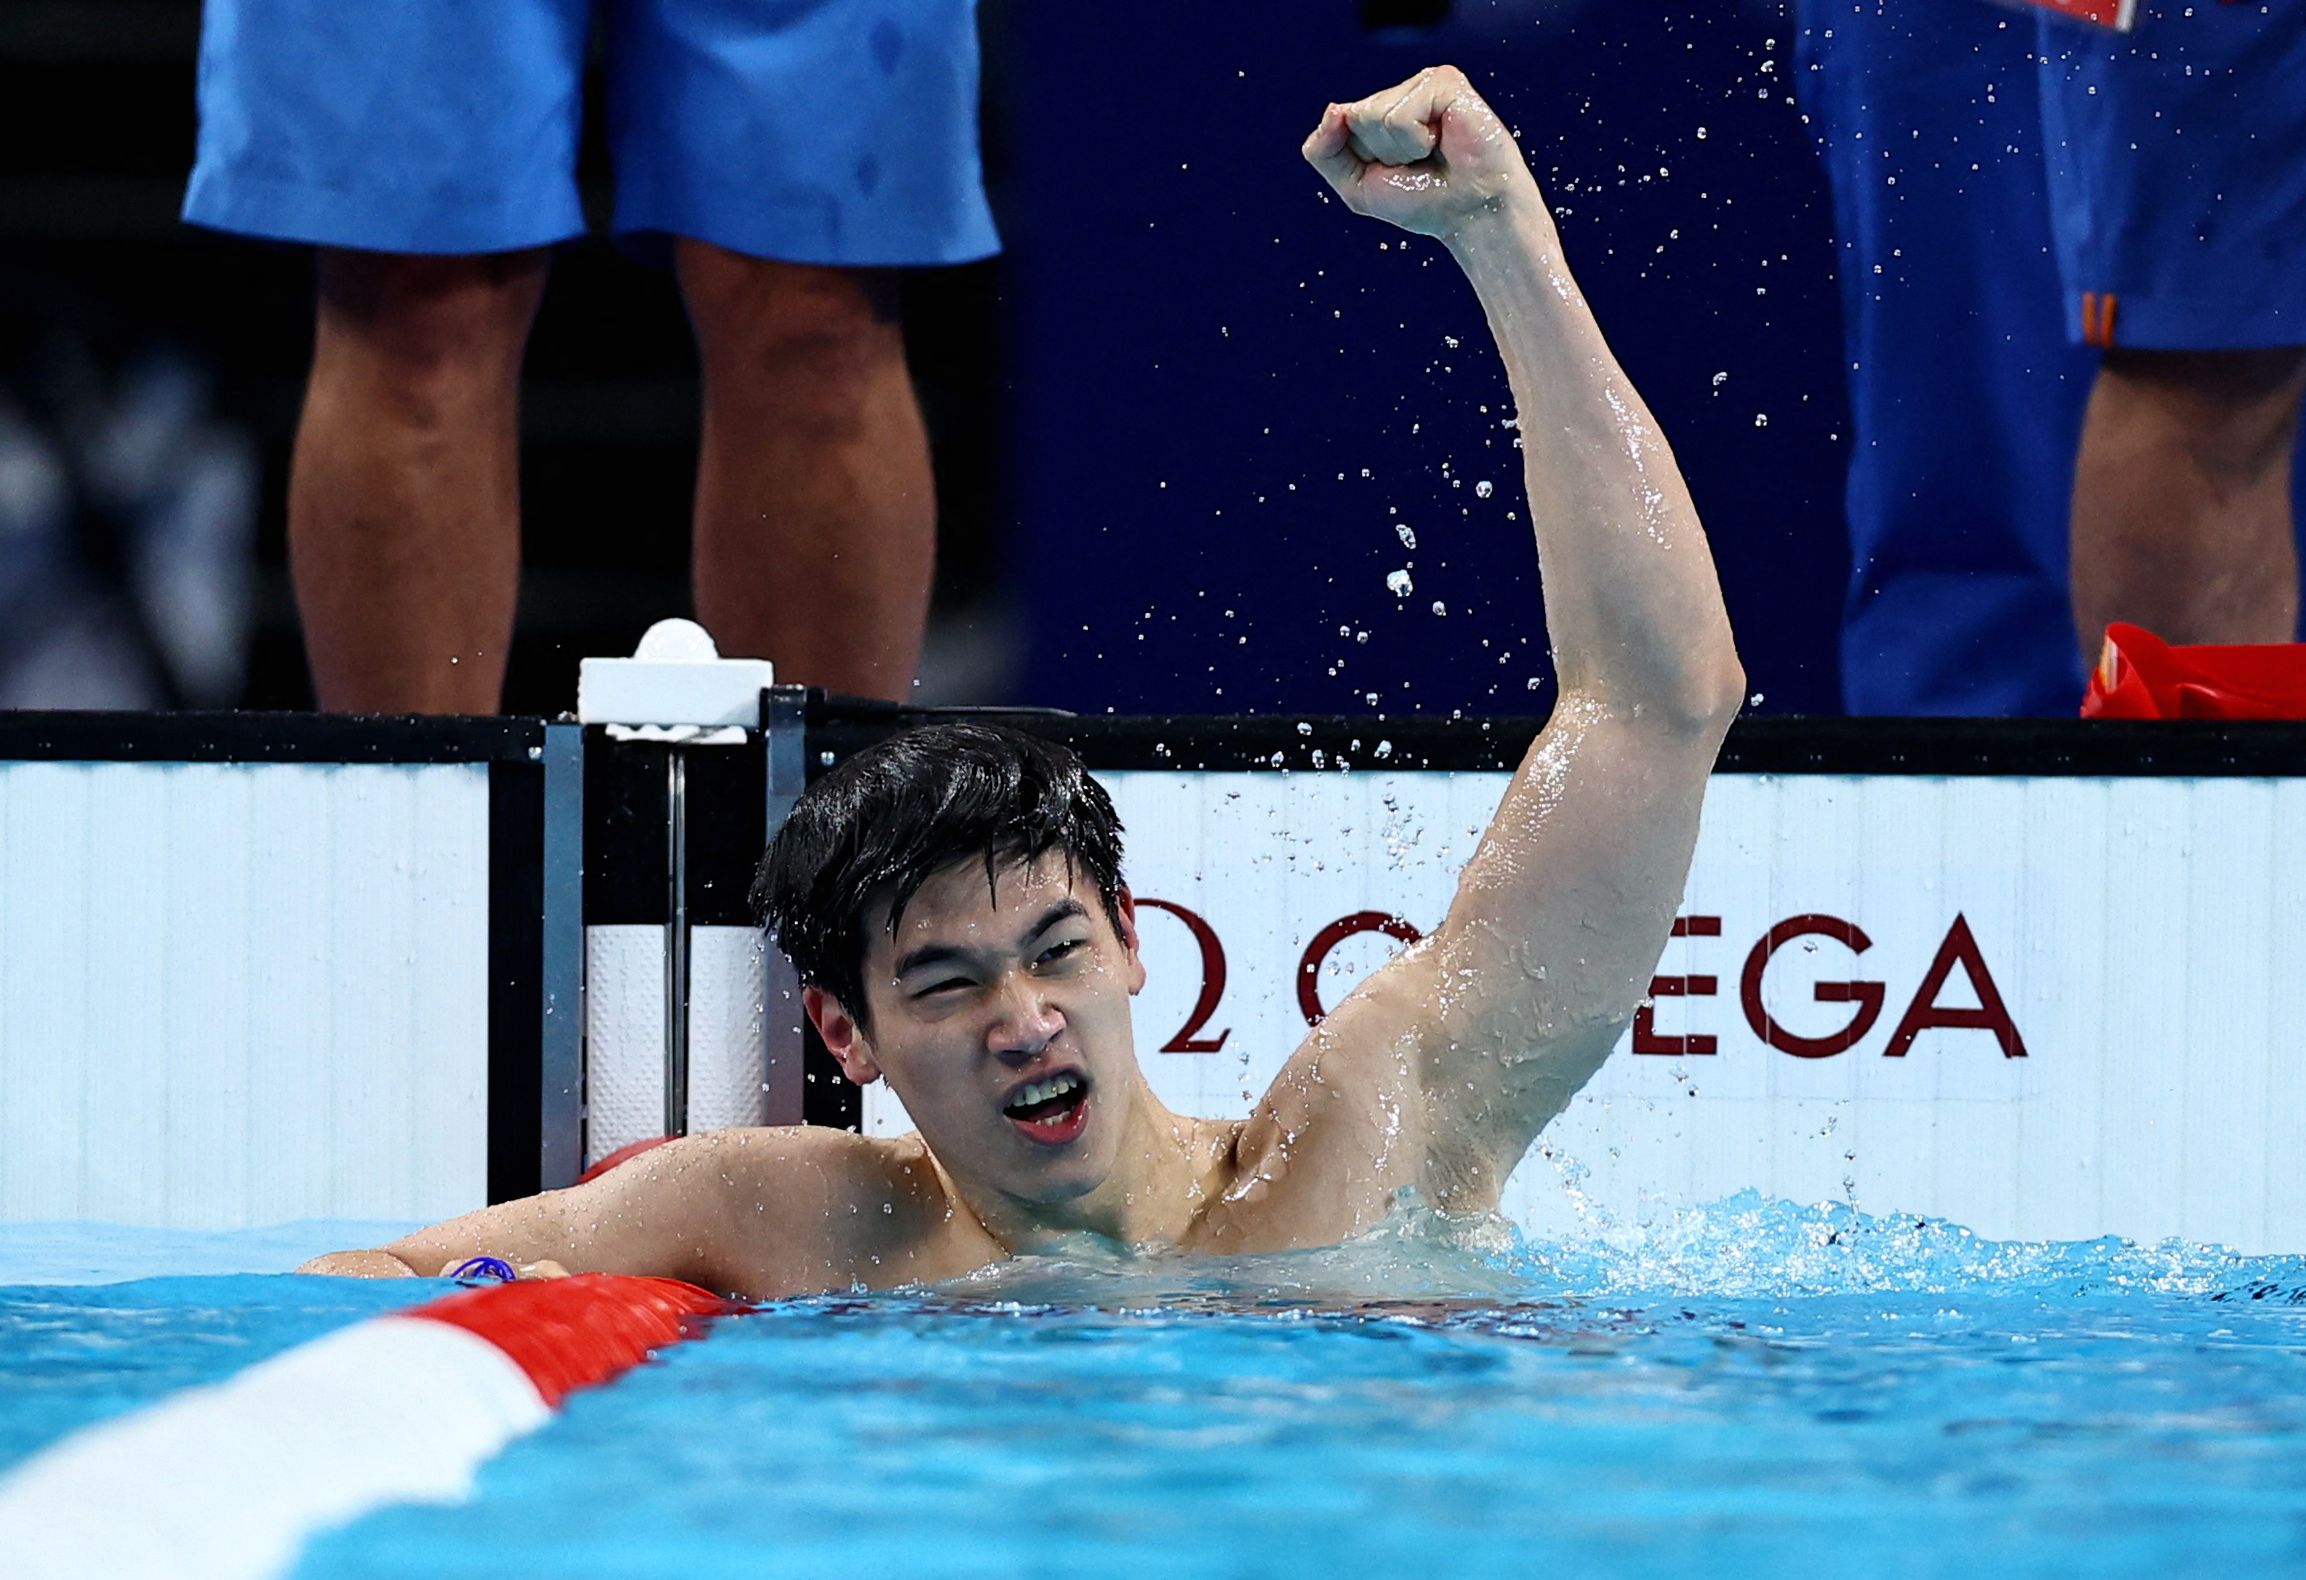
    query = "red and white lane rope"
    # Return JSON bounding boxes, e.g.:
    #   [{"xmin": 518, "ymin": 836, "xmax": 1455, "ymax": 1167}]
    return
[{"xmin": 0, "ymin": 1274, "xmax": 729, "ymax": 1580}]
